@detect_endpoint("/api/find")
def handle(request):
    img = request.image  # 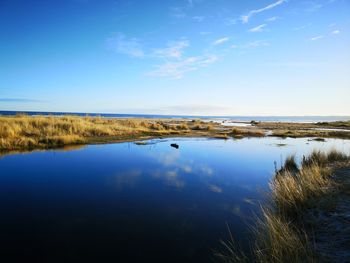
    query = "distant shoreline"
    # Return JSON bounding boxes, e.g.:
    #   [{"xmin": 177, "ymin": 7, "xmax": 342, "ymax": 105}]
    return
[{"xmin": 1, "ymin": 110, "xmax": 349, "ymax": 123}]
